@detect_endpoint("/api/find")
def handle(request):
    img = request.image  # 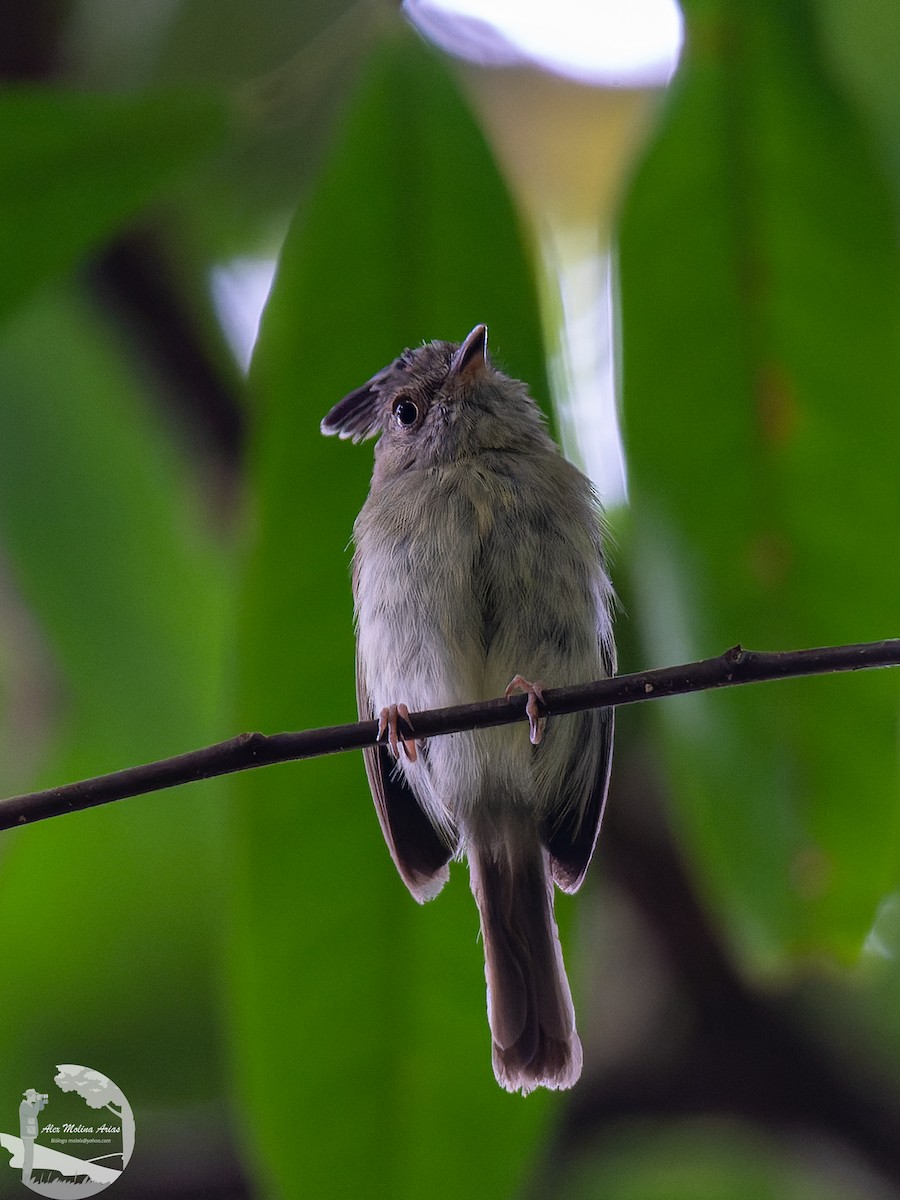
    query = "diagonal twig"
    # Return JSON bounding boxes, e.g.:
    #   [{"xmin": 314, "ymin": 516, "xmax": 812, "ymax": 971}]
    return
[{"xmin": 1, "ymin": 638, "xmax": 898, "ymax": 833}]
